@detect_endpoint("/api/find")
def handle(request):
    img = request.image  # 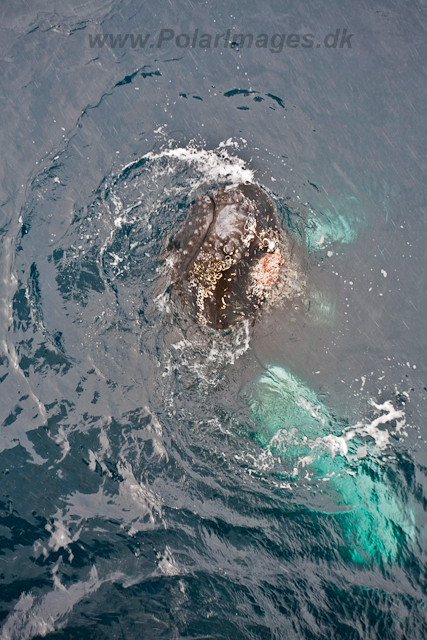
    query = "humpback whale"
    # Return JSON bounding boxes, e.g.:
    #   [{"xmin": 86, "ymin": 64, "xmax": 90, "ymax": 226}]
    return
[{"xmin": 168, "ymin": 183, "xmax": 295, "ymax": 329}]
